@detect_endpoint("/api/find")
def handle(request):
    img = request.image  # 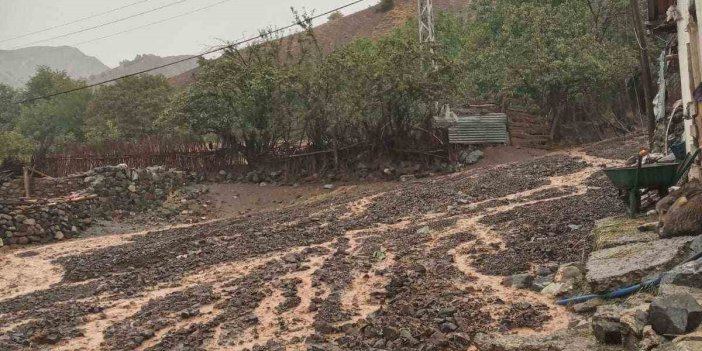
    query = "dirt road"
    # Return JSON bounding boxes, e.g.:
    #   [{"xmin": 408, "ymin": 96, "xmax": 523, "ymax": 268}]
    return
[{"xmin": 0, "ymin": 139, "xmax": 642, "ymax": 350}]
